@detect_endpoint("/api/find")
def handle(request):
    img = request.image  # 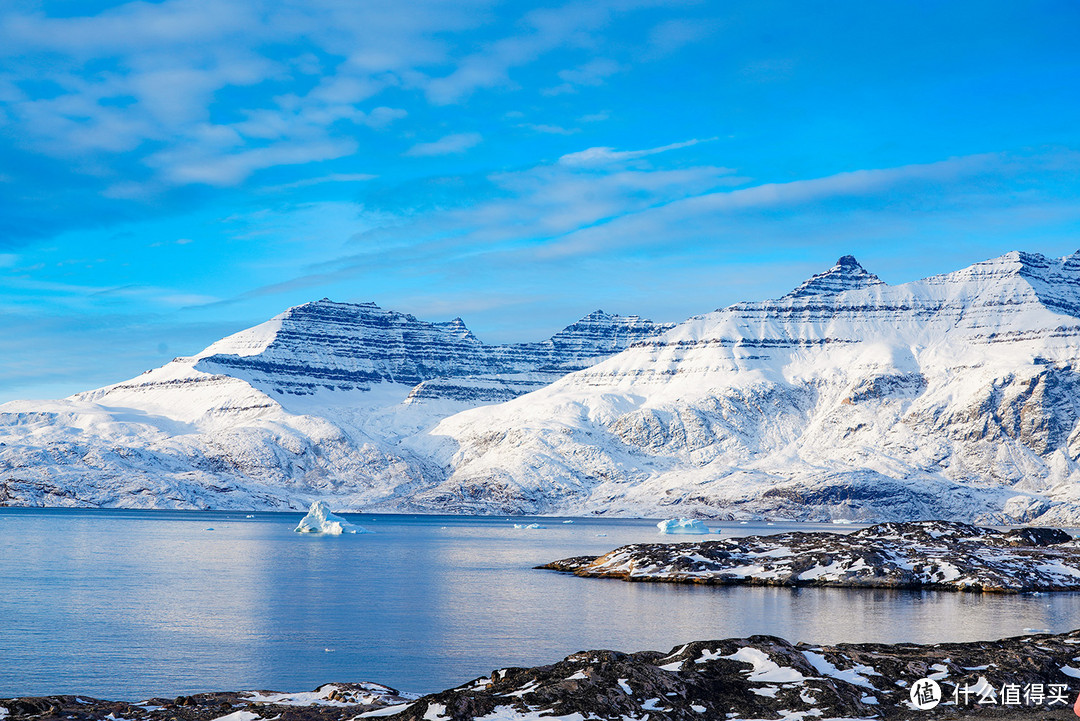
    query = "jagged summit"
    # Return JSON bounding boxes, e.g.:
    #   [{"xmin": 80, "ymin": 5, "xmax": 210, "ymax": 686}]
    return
[{"xmin": 782, "ymin": 255, "xmax": 886, "ymax": 299}]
